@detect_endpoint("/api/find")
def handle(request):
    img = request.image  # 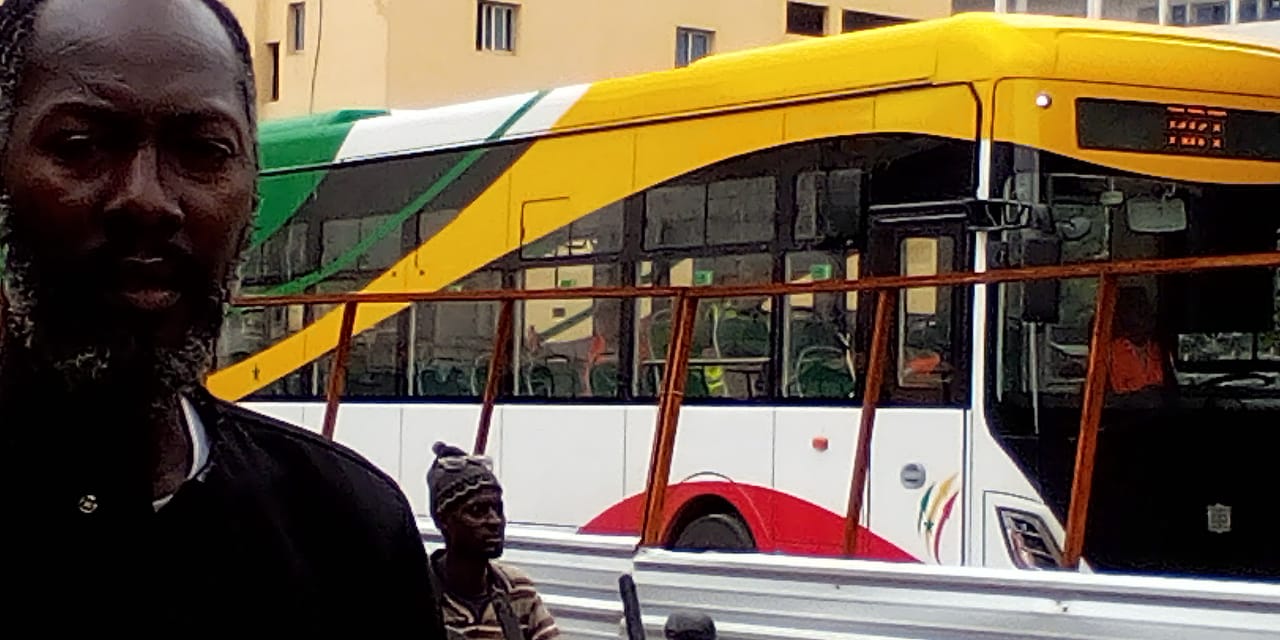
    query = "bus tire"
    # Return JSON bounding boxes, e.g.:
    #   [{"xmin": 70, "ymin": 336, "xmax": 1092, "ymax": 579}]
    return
[{"xmin": 670, "ymin": 513, "xmax": 755, "ymax": 552}]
